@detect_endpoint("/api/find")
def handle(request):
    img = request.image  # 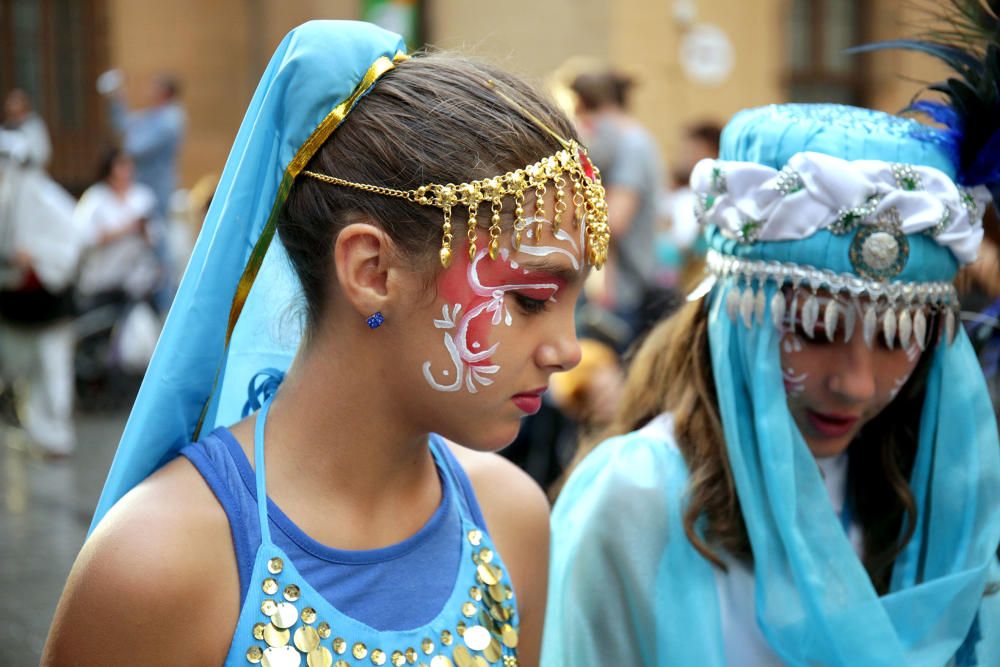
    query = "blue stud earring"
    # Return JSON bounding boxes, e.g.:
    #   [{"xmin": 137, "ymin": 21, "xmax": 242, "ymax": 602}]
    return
[{"xmin": 366, "ymin": 311, "xmax": 385, "ymax": 329}]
